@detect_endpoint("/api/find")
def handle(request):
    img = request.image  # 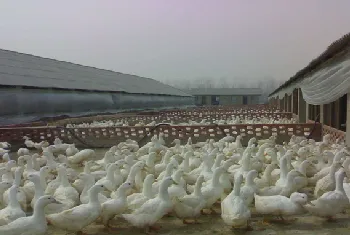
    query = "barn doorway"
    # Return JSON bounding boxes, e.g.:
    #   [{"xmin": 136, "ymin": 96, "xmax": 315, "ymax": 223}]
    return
[
  {"xmin": 211, "ymin": 96, "xmax": 220, "ymax": 105},
  {"xmin": 243, "ymin": 96, "xmax": 248, "ymax": 105}
]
